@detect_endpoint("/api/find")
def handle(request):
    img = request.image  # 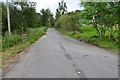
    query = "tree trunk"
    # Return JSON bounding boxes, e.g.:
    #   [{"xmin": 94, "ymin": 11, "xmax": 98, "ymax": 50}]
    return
[
  {"xmin": 93, "ymin": 15, "xmax": 101, "ymax": 38},
  {"xmin": 109, "ymin": 25, "xmax": 113, "ymax": 39}
]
